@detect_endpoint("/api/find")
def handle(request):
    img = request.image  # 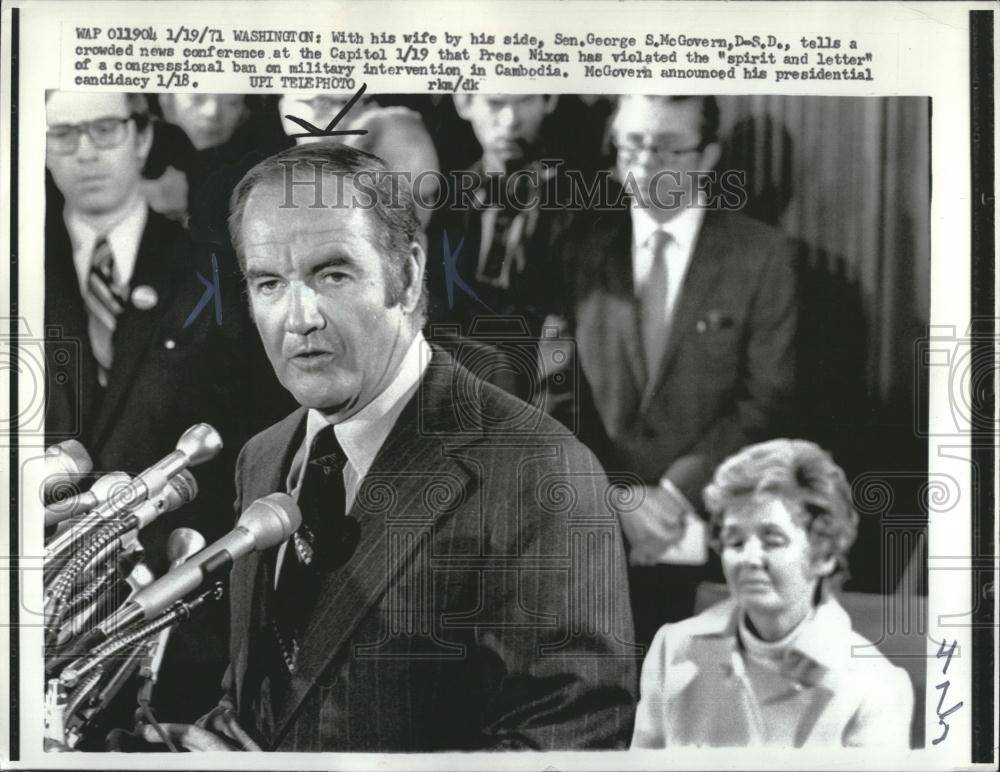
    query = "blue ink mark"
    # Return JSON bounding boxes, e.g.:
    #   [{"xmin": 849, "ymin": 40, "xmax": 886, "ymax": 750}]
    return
[
  {"xmin": 184, "ymin": 253, "xmax": 223, "ymax": 327},
  {"xmin": 442, "ymin": 231, "xmax": 493, "ymax": 312},
  {"xmin": 931, "ymin": 638, "xmax": 964, "ymax": 745},
  {"xmin": 284, "ymin": 82, "xmax": 370, "ymax": 140}
]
